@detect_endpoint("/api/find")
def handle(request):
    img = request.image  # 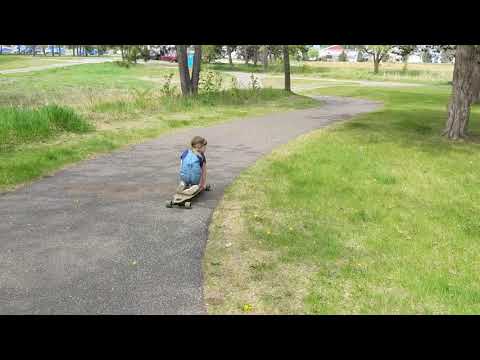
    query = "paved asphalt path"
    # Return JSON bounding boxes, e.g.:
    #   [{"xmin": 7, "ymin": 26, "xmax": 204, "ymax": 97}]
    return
[{"xmin": 0, "ymin": 96, "xmax": 381, "ymax": 314}]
